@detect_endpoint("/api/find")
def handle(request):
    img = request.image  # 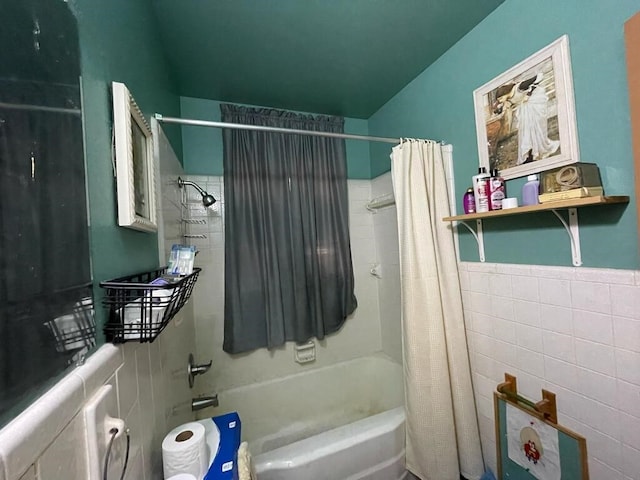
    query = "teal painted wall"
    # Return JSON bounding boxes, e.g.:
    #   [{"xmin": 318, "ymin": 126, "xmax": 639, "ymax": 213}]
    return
[
  {"xmin": 70, "ymin": 0, "xmax": 183, "ymax": 327},
  {"xmin": 180, "ymin": 97, "xmax": 372, "ymax": 178},
  {"xmin": 368, "ymin": 0, "xmax": 640, "ymax": 269}
]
